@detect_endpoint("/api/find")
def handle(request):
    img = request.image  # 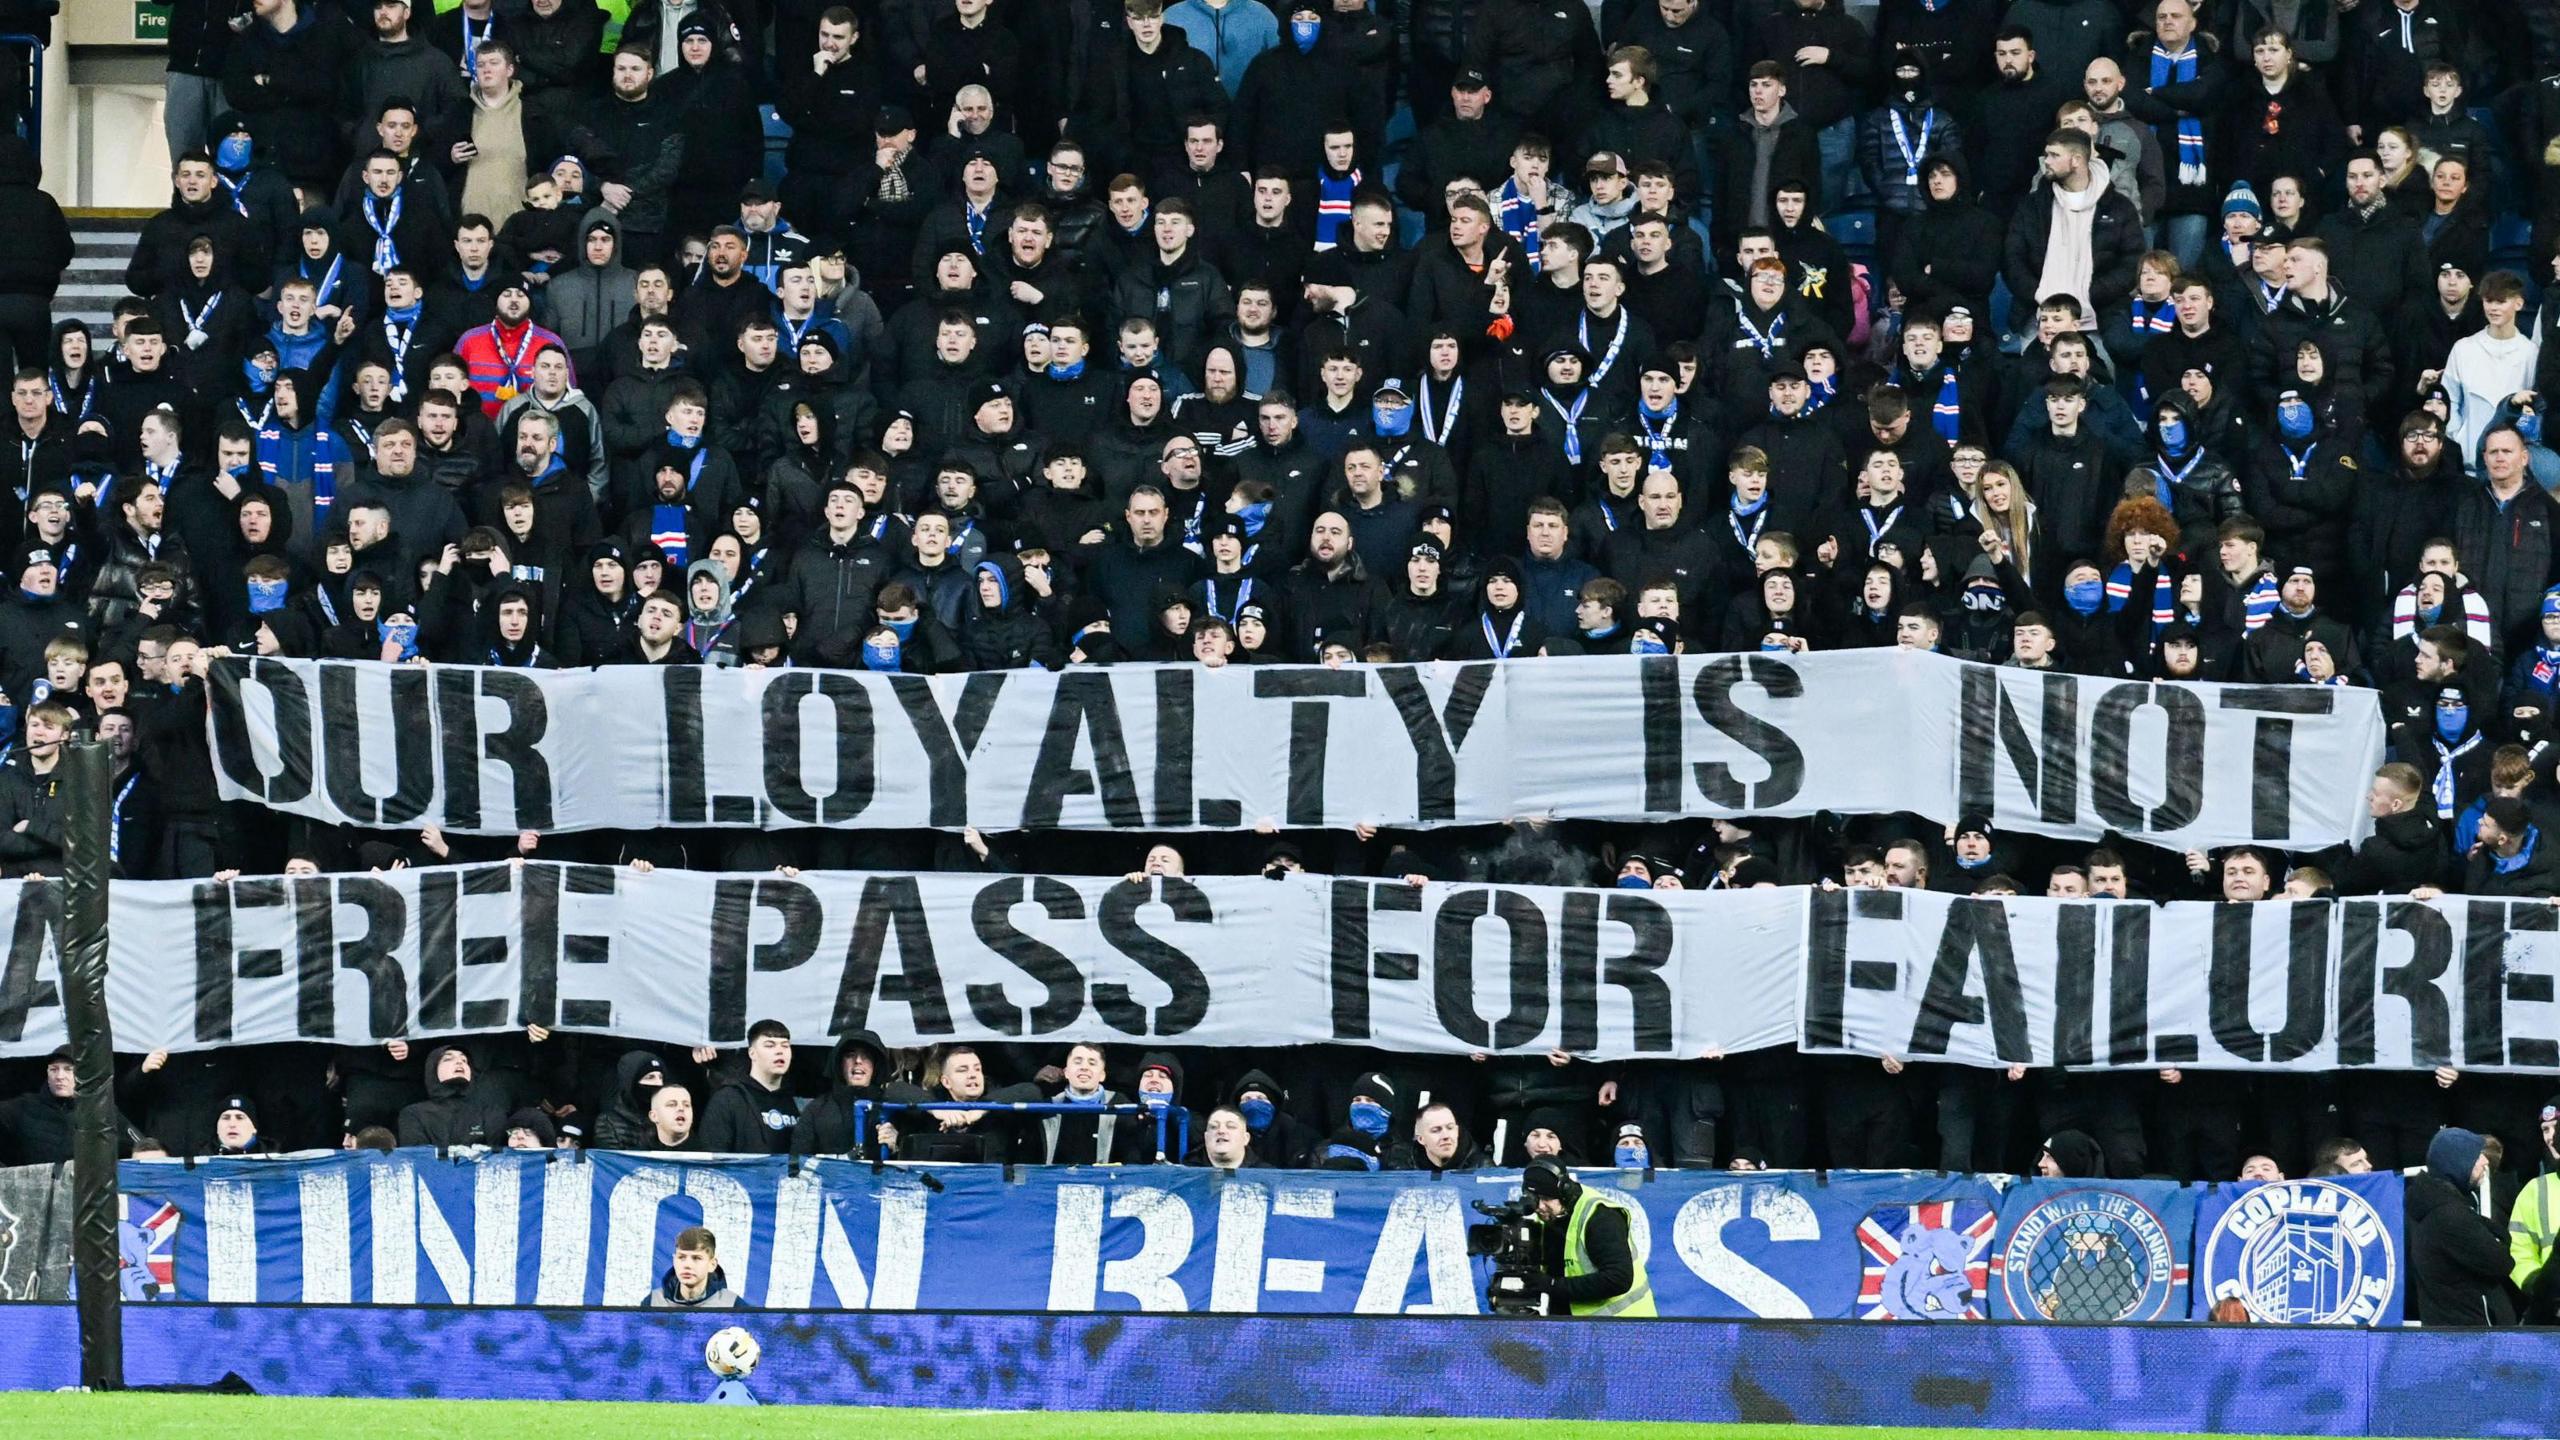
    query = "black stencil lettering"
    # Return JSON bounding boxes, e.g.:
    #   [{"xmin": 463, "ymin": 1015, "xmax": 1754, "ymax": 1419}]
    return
[
  {"xmin": 890, "ymin": 672, "xmax": 1009, "ymax": 826},
  {"xmin": 1254, "ymin": 669, "xmax": 1366, "ymax": 827},
  {"xmin": 190, "ymin": 881, "xmax": 235, "ymax": 1042},
  {"xmin": 2053, "ymin": 904, "xmax": 2097, "ymax": 1067},
  {"xmin": 1803, "ymin": 886, "xmax": 1851, "ymax": 1049},
  {"xmin": 319, "ymin": 665, "xmax": 433, "ymax": 825},
  {"xmin": 829, "ymin": 876, "xmax": 952, "ymax": 1030},
  {"xmin": 1910, "ymin": 898, "xmax": 2030, "ymax": 1062},
  {"xmin": 1378, "ymin": 663, "xmax": 1494, "ymax": 823},
  {"xmin": 295, "ymin": 876, "xmax": 409, "ymax": 1041},
  {"xmin": 2206, "ymin": 903, "xmax": 2327, "ymax": 1063},
  {"xmin": 555, "ymin": 863, "xmax": 619, "ymax": 1029},
  {"xmin": 1557, "ymin": 892, "xmax": 1674, "ymax": 1053},
  {"xmin": 2342, "ymin": 900, "xmax": 2452, "ymax": 1067},
  {"xmin": 0, "ymin": 884, "xmax": 60, "ymax": 1042},
  {"xmin": 1431, "ymin": 889, "xmax": 1551, "ymax": 1050},
  {"xmin": 1150, "ymin": 668, "xmax": 1195, "ymax": 828},
  {"xmin": 514, "ymin": 862, "xmax": 562, "ymax": 1029},
  {"xmin": 661, "ymin": 667, "xmax": 708, "ymax": 824},
  {"xmin": 708, "ymin": 877, "xmax": 819, "ymax": 1042},
  {"xmin": 2109, "ymin": 905, "xmax": 2158, "ymax": 1065},
  {"xmin": 475, "ymin": 671, "xmax": 555, "ymax": 831},
  {"xmin": 2219, "ymin": 687, "xmax": 2332, "ymax": 841},
  {"xmin": 416, "ymin": 871, "xmax": 458, "ymax": 1032},
  {"xmin": 1024, "ymin": 672, "xmax": 1145, "ymax": 827},
  {"xmin": 1691, "ymin": 656, "xmax": 1805, "ymax": 810},
  {"xmin": 967, "ymin": 876, "xmax": 1085, "ymax": 1036},
  {"xmin": 2090, "ymin": 683, "xmax": 2207, "ymax": 835},
  {"xmin": 433, "ymin": 668, "xmax": 487, "ymax": 830},
  {"xmin": 1096, "ymin": 878, "xmax": 1213, "ymax": 1036},
  {"xmin": 2506, "ymin": 901, "xmax": 2560, "ymax": 1070},
  {"xmin": 831, "ymin": 876, "xmax": 950, "ymax": 1036},
  {"xmin": 1328, "ymin": 879, "xmax": 1375, "ymax": 1040},
  {"xmin": 762, "ymin": 672, "xmax": 879, "ymax": 825},
  {"xmin": 1640, "ymin": 655, "xmax": 1683, "ymax": 813},
  {"xmin": 207, "ymin": 659, "xmax": 314, "ymax": 804}
]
